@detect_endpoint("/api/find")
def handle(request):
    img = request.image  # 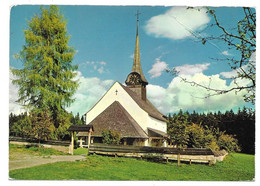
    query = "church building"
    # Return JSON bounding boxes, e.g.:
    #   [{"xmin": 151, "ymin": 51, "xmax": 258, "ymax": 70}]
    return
[{"xmin": 81, "ymin": 15, "xmax": 168, "ymax": 147}]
